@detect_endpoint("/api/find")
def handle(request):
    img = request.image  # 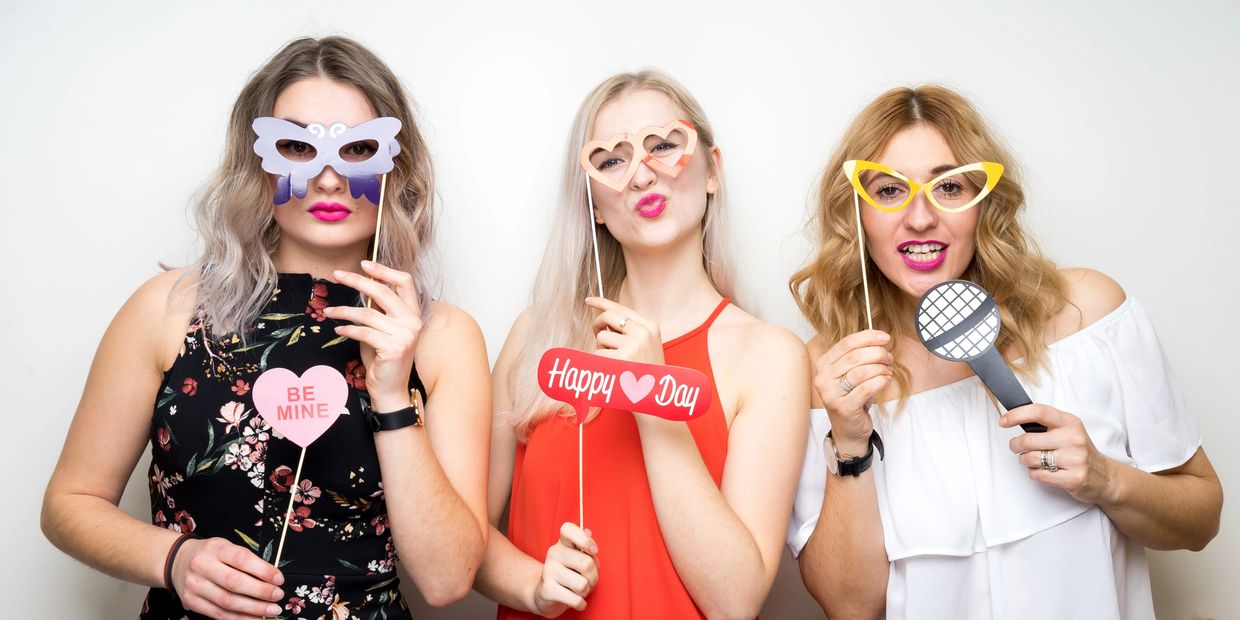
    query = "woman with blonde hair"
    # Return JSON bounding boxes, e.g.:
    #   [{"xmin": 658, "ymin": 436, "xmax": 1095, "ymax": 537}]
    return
[
  {"xmin": 787, "ymin": 85, "xmax": 1222, "ymax": 618},
  {"xmin": 475, "ymin": 70, "xmax": 809, "ymax": 618},
  {"xmin": 41, "ymin": 36, "xmax": 490, "ymax": 619}
]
